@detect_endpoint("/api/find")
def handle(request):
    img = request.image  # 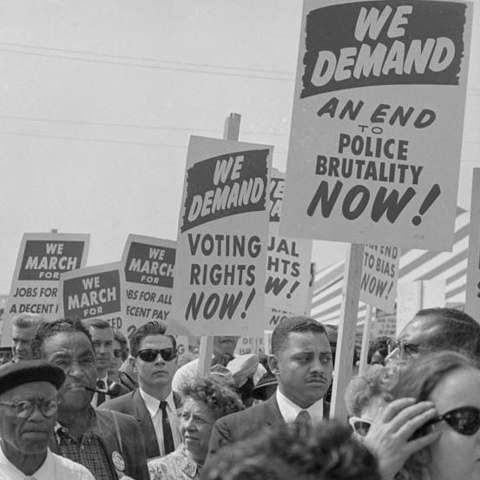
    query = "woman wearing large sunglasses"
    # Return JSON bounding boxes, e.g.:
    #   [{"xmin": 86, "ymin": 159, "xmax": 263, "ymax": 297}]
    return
[{"xmin": 378, "ymin": 351, "xmax": 480, "ymax": 480}]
